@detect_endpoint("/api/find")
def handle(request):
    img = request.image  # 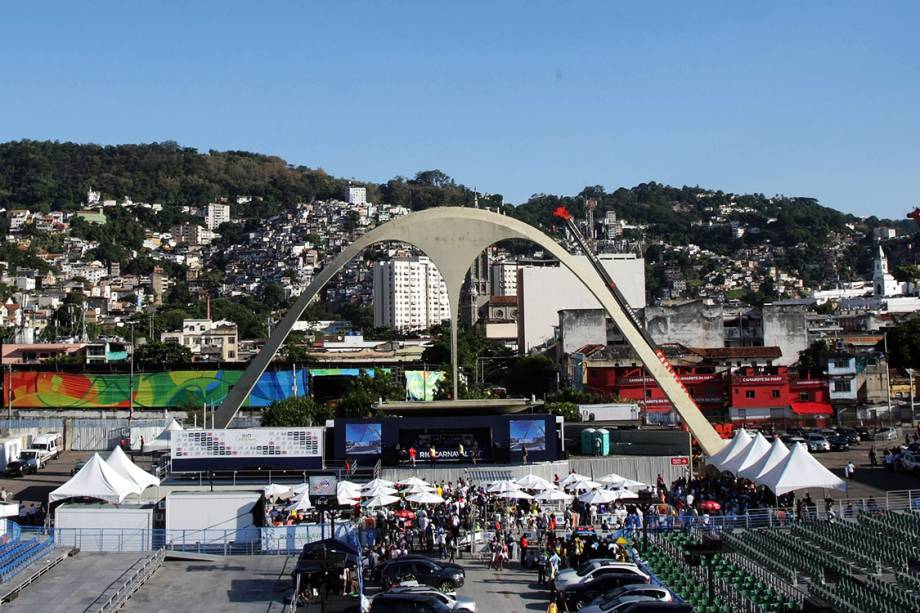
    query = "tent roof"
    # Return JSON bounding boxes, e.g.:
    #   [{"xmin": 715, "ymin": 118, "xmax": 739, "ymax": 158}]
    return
[
  {"xmin": 164, "ymin": 419, "xmax": 183, "ymax": 432},
  {"xmin": 105, "ymin": 445, "xmax": 160, "ymax": 490},
  {"xmin": 50, "ymin": 454, "xmax": 142, "ymax": 504},
  {"xmin": 756, "ymin": 442, "xmax": 847, "ymax": 496},
  {"xmin": 742, "ymin": 438, "xmax": 789, "ymax": 481},
  {"xmin": 721, "ymin": 432, "xmax": 771, "ymax": 476},
  {"xmin": 705, "ymin": 429, "xmax": 752, "ymax": 469}
]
